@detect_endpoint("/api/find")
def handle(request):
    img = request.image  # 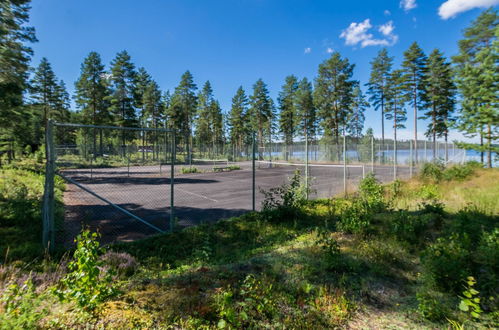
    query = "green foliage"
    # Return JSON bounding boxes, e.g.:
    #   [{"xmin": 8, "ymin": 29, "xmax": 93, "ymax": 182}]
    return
[
  {"xmin": 214, "ymin": 274, "xmax": 278, "ymax": 329},
  {"xmin": 54, "ymin": 230, "xmax": 117, "ymax": 311},
  {"xmin": 390, "ymin": 210, "xmax": 432, "ymax": 245},
  {"xmin": 181, "ymin": 166, "xmax": 199, "ymax": 174},
  {"xmin": 337, "ymin": 201, "xmax": 370, "ymax": 235},
  {"xmin": 315, "ymin": 229, "xmax": 342, "ymax": 269},
  {"xmin": 458, "ymin": 276, "xmax": 482, "ymax": 320},
  {"xmin": 442, "ymin": 162, "xmax": 480, "ymax": 181},
  {"xmin": 418, "ymin": 184, "xmax": 439, "ymax": 201},
  {"xmin": 421, "ymin": 234, "xmax": 470, "ymax": 293},
  {"xmin": 261, "ymin": 170, "xmax": 307, "ymax": 211},
  {"xmin": 0, "ymin": 278, "xmax": 46, "ymax": 329},
  {"xmin": 419, "ymin": 161, "xmax": 445, "ymax": 181},
  {"xmin": 416, "ymin": 289, "xmax": 451, "ymax": 321},
  {"xmin": 358, "ymin": 173, "xmax": 385, "ymax": 212}
]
